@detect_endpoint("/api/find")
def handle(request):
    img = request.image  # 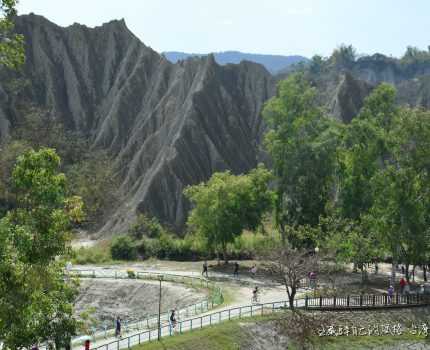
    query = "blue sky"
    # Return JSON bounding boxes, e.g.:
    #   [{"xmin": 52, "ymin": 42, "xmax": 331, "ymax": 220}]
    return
[{"xmin": 17, "ymin": 0, "xmax": 429, "ymax": 58}]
